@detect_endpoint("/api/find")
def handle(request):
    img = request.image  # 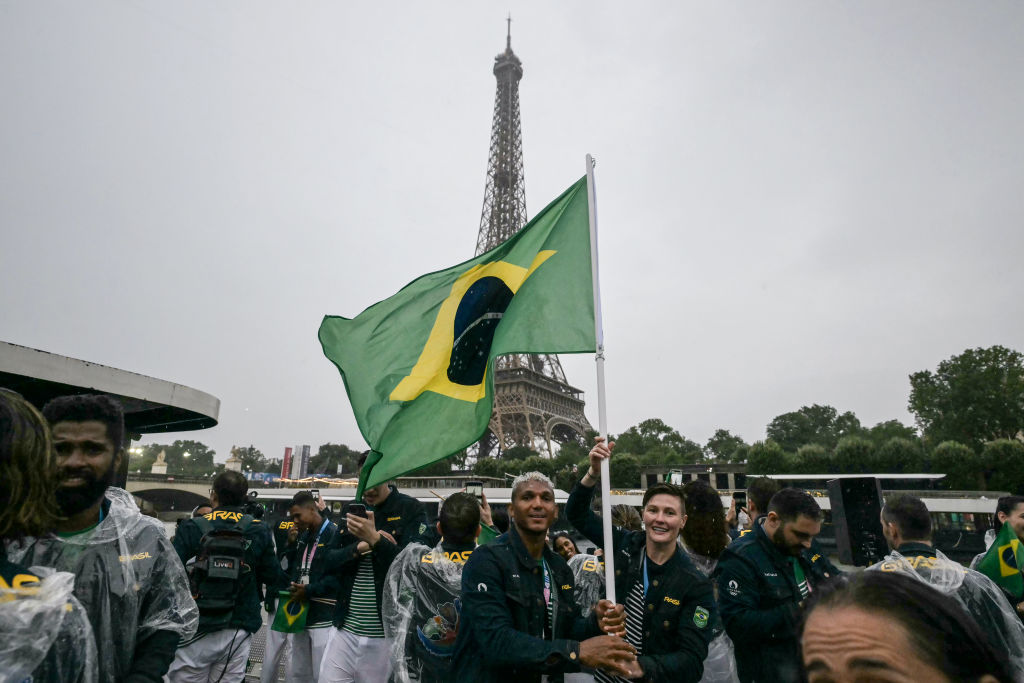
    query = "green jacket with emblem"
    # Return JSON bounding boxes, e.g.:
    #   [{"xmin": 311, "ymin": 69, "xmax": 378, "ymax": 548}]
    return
[
  {"xmin": 566, "ymin": 479, "xmax": 717, "ymax": 683},
  {"xmin": 714, "ymin": 519, "xmax": 840, "ymax": 682},
  {"xmin": 173, "ymin": 506, "xmax": 287, "ymax": 635}
]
